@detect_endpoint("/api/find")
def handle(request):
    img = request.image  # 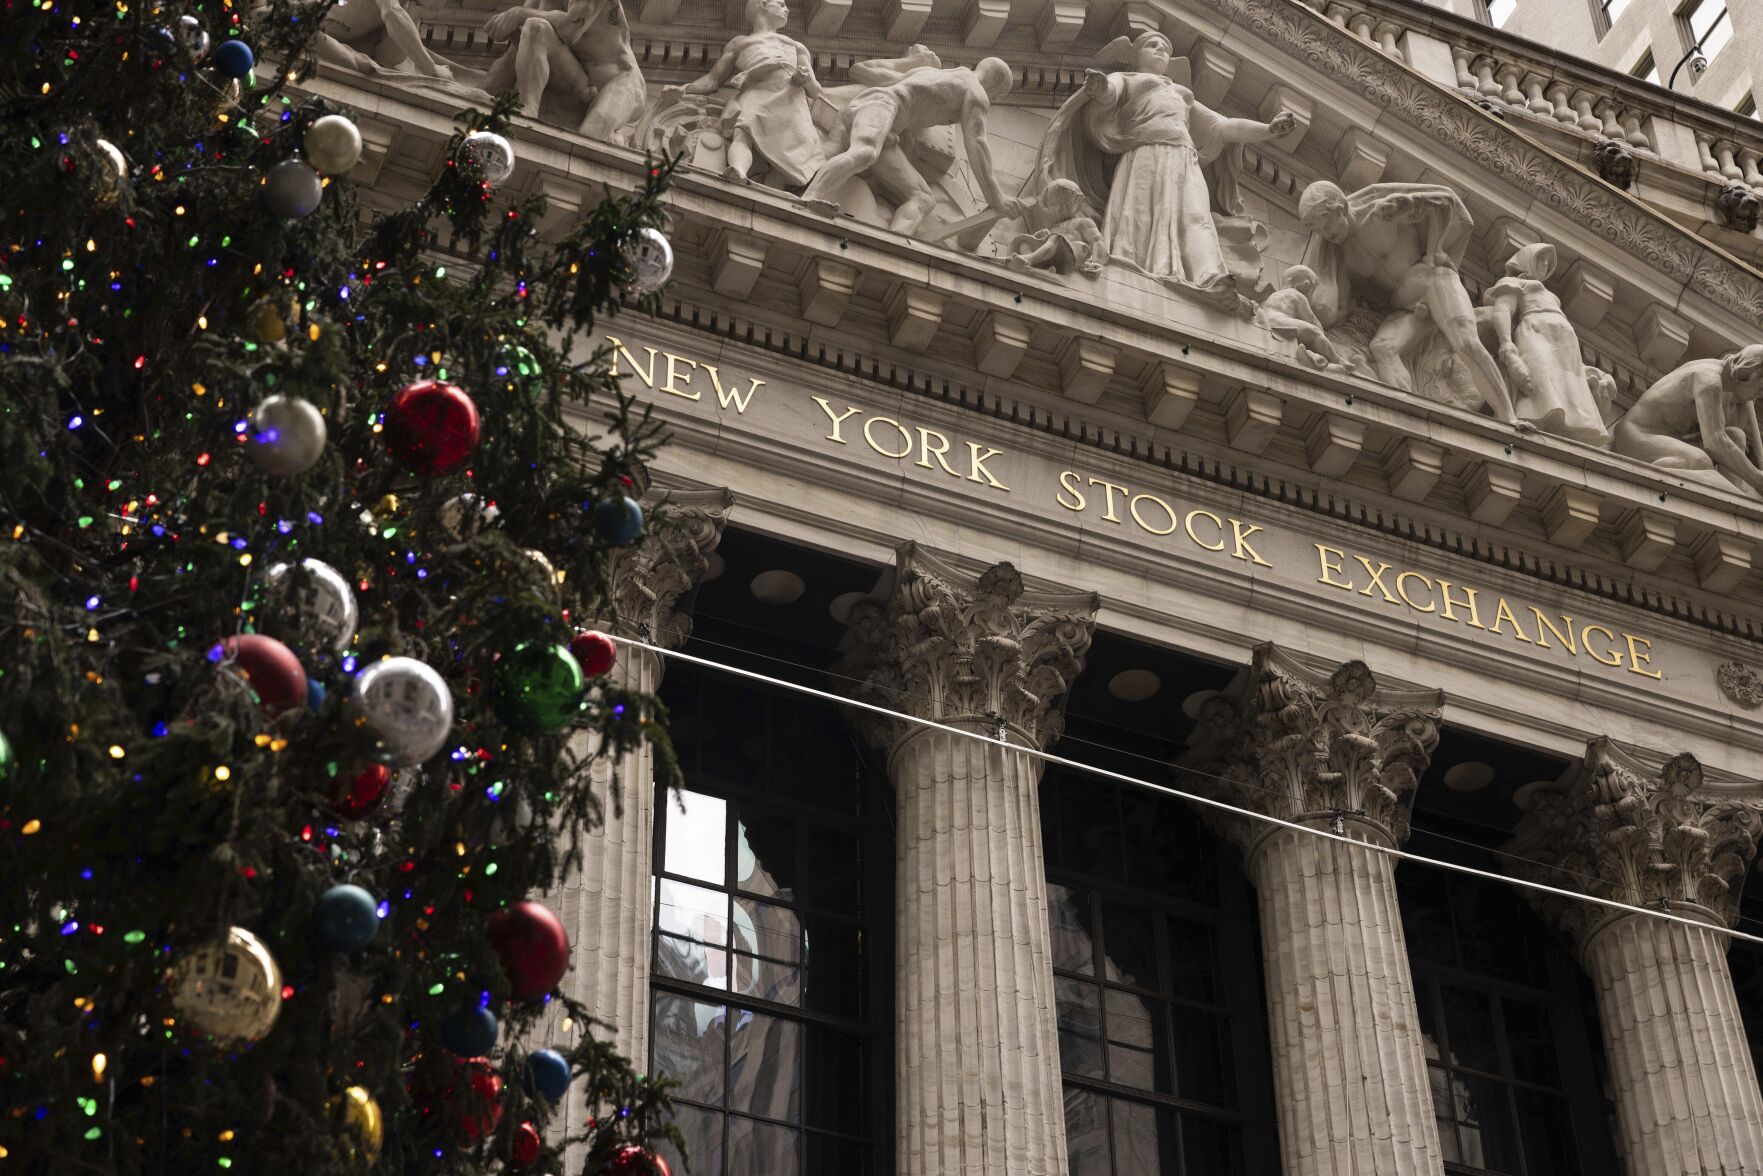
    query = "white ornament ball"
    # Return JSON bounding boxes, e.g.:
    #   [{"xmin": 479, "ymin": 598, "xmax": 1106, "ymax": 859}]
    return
[
  {"xmin": 524, "ymin": 548, "xmax": 558, "ymax": 584},
  {"xmin": 438, "ymin": 493, "xmax": 501, "ymax": 540},
  {"xmin": 303, "ymin": 115, "xmax": 363, "ymax": 176},
  {"xmin": 460, "ymin": 131, "xmax": 515, "ymax": 186},
  {"xmin": 349, "ymin": 657, "xmax": 455, "ymax": 766},
  {"xmin": 248, "ymin": 394, "xmax": 327, "ymax": 476},
  {"xmin": 262, "ymin": 559, "xmax": 358, "ymax": 654},
  {"xmin": 179, "ymin": 14, "xmax": 211, "ymax": 58},
  {"xmin": 171, "ymin": 927, "xmax": 284, "ymax": 1044},
  {"xmin": 620, "ymin": 227, "xmax": 674, "ymax": 296},
  {"xmin": 263, "ymin": 159, "xmax": 324, "ymax": 219},
  {"xmin": 94, "ymin": 138, "xmax": 129, "ymax": 200}
]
